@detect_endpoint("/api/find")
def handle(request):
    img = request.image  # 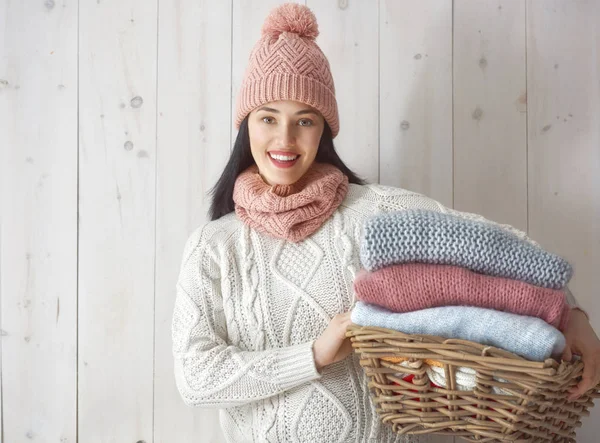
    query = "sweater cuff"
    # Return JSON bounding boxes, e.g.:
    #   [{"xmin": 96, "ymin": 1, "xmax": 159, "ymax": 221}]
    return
[{"xmin": 276, "ymin": 341, "xmax": 321, "ymax": 390}]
